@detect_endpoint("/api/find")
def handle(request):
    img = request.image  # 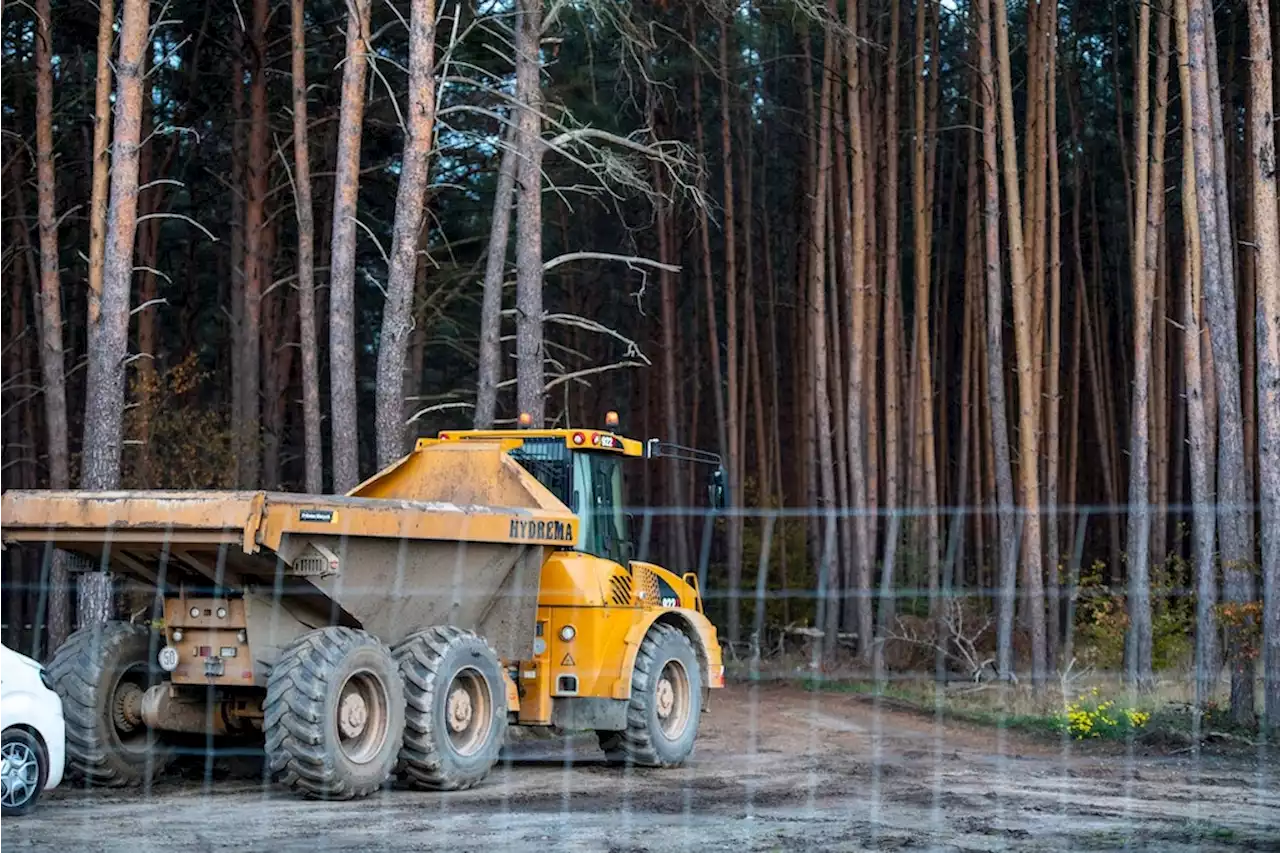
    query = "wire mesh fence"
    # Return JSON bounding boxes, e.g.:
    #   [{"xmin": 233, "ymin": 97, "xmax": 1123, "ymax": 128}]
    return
[{"xmin": 0, "ymin": 501, "xmax": 1277, "ymax": 850}]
